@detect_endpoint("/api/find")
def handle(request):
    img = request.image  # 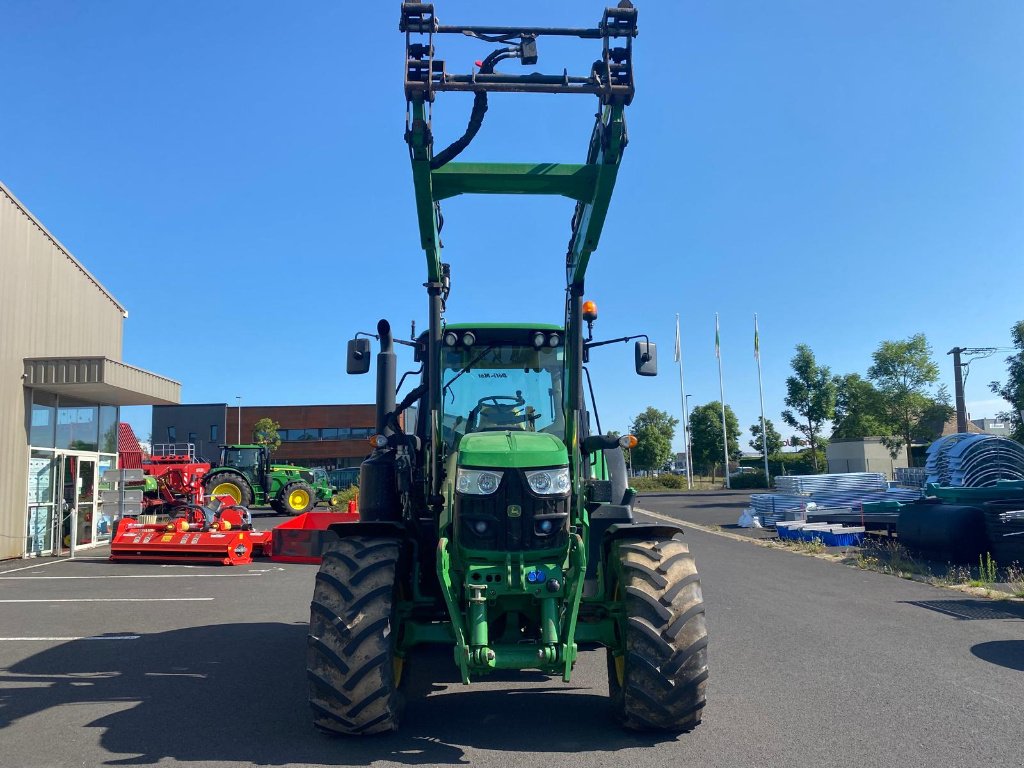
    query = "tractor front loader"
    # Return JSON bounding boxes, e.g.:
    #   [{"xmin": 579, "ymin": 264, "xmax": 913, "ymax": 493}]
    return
[{"xmin": 306, "ymin": 2, "xmax": 708, "ymax": 735}]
